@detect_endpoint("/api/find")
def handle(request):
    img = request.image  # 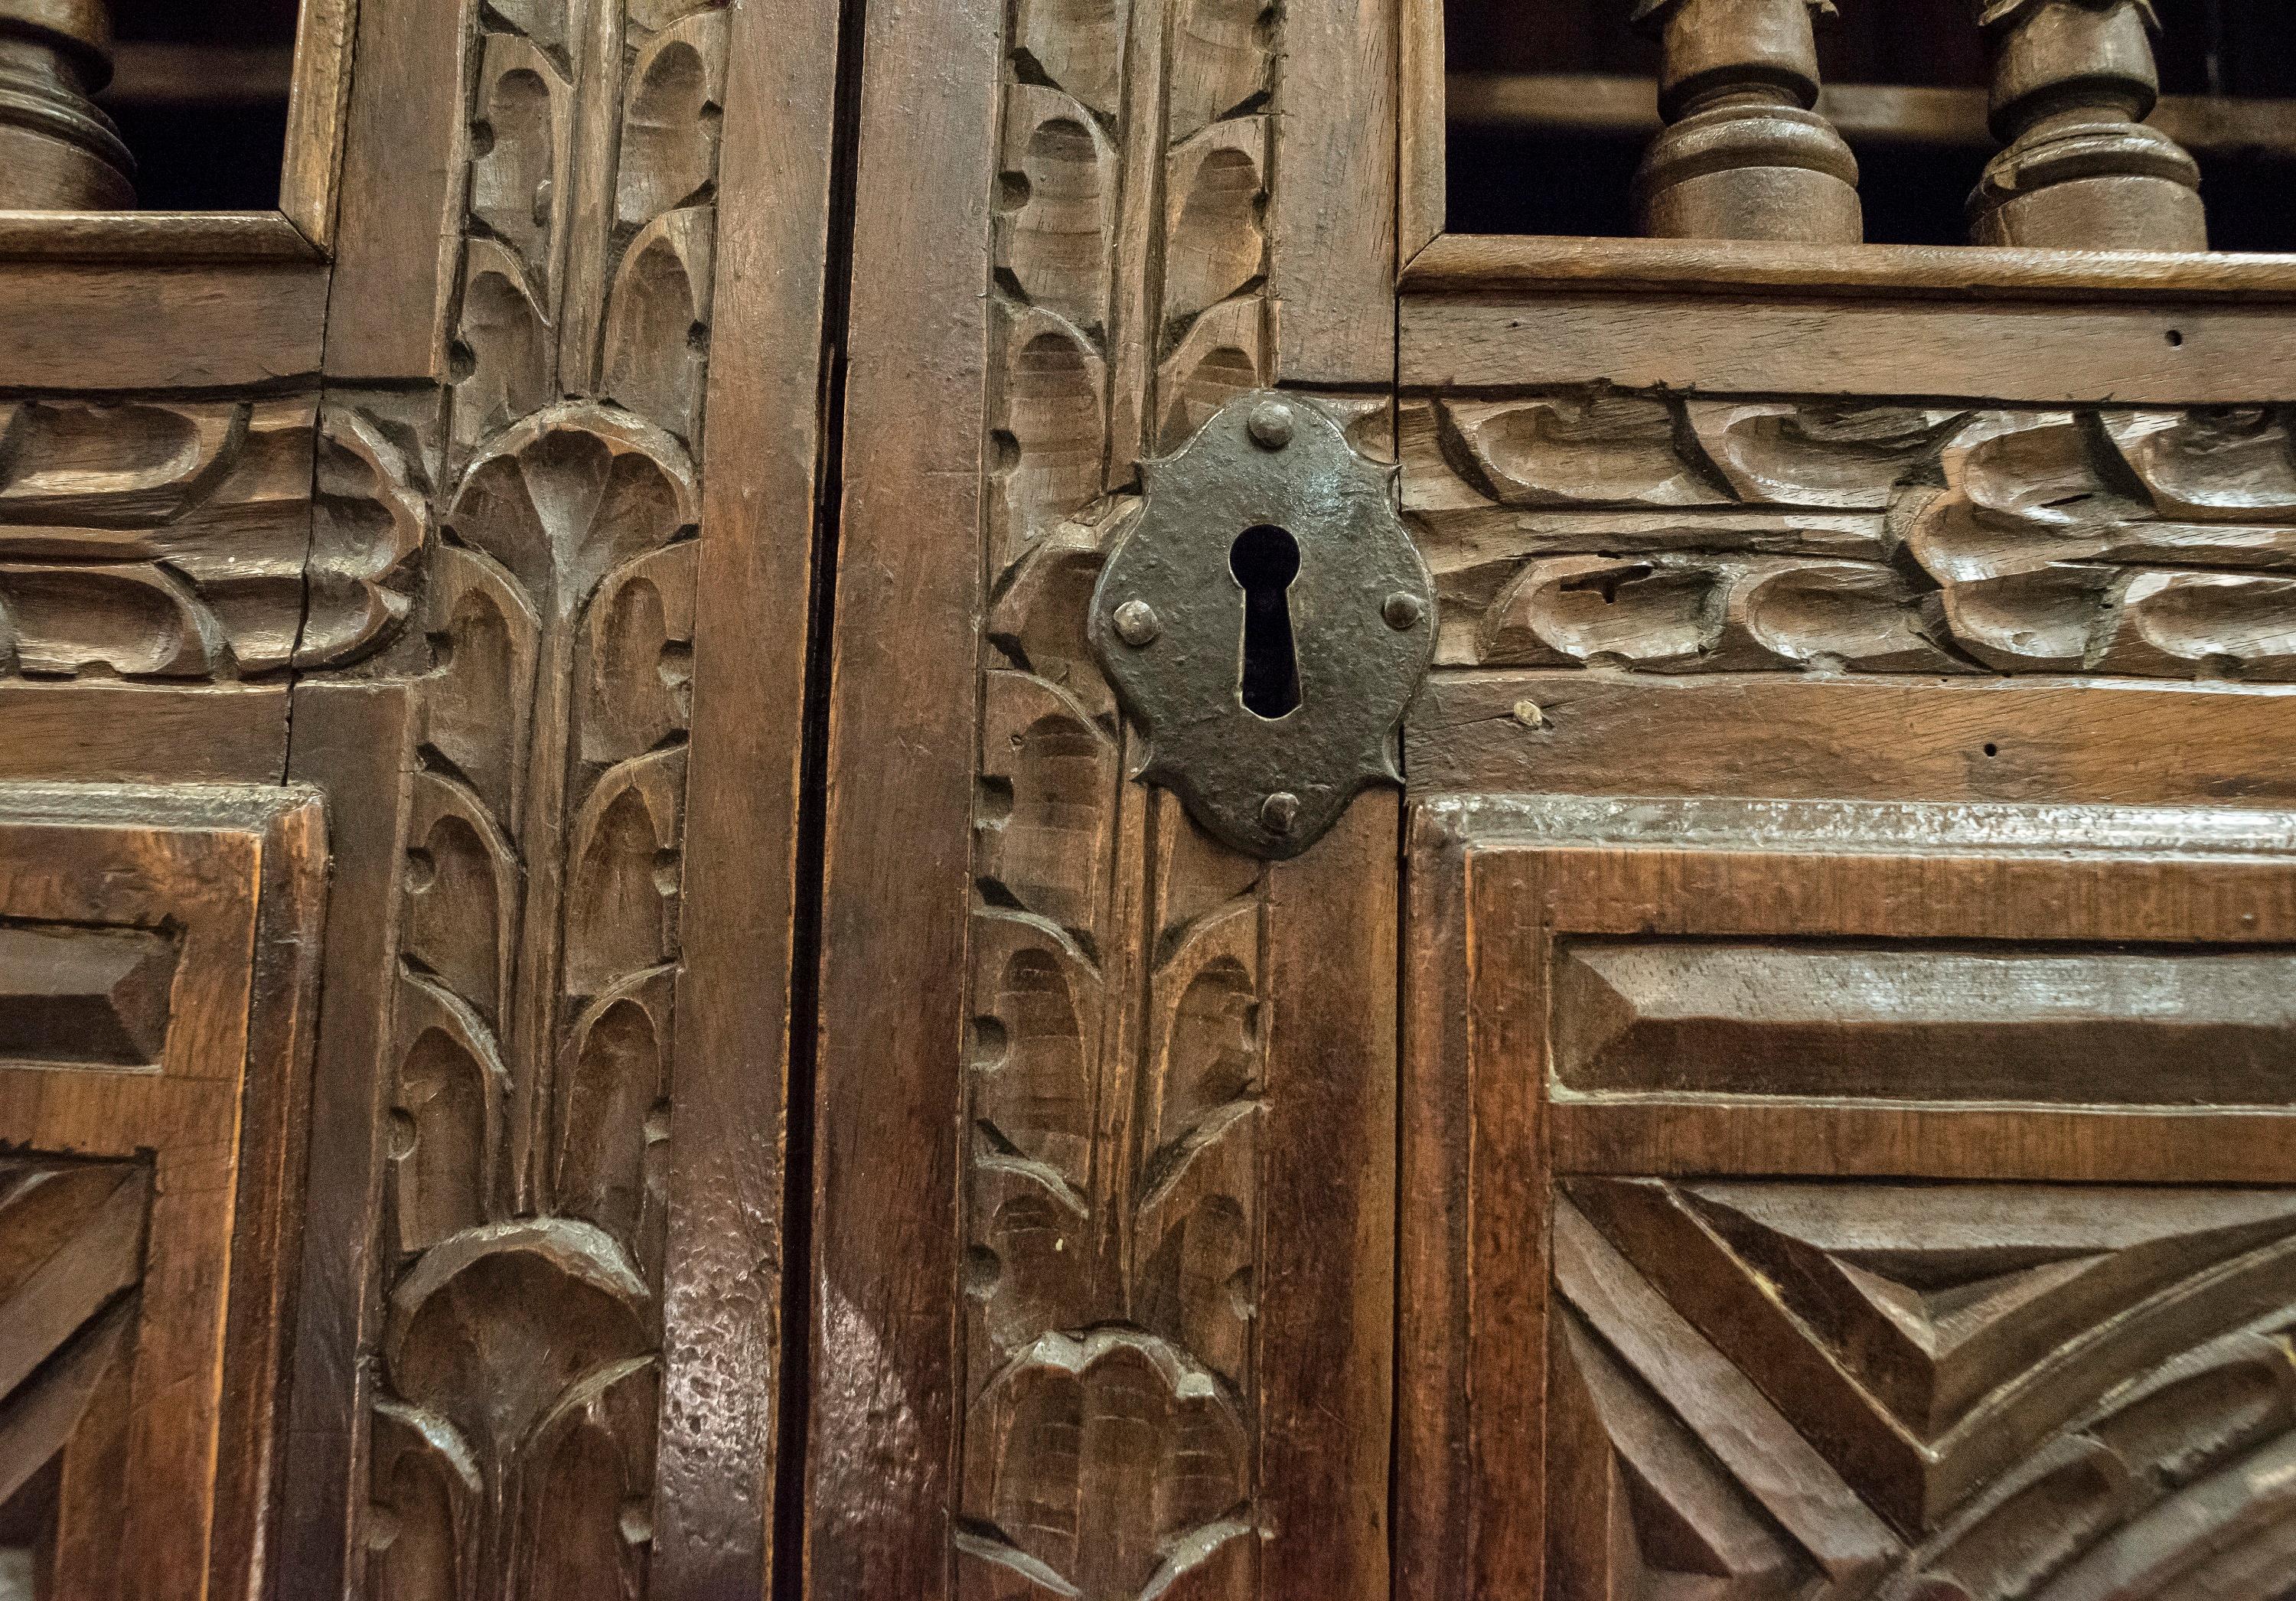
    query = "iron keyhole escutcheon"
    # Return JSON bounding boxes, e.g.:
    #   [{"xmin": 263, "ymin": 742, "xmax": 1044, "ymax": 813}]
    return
[
  {"xmin": 1231, "ymin": 523, "xmax": 1302, "ymax": 719},
  {"xmin": 1088, "ymin": 390, "xmax": 1437, "ymax": 860}
]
